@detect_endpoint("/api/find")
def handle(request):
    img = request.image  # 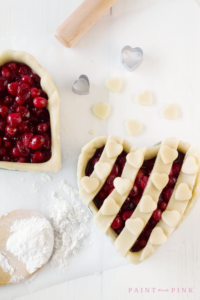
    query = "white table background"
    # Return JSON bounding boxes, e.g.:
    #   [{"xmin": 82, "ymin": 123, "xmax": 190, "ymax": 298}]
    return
[{"xmin": 1, "ymin": 0, "xmax": 200, "ymax": 299}]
